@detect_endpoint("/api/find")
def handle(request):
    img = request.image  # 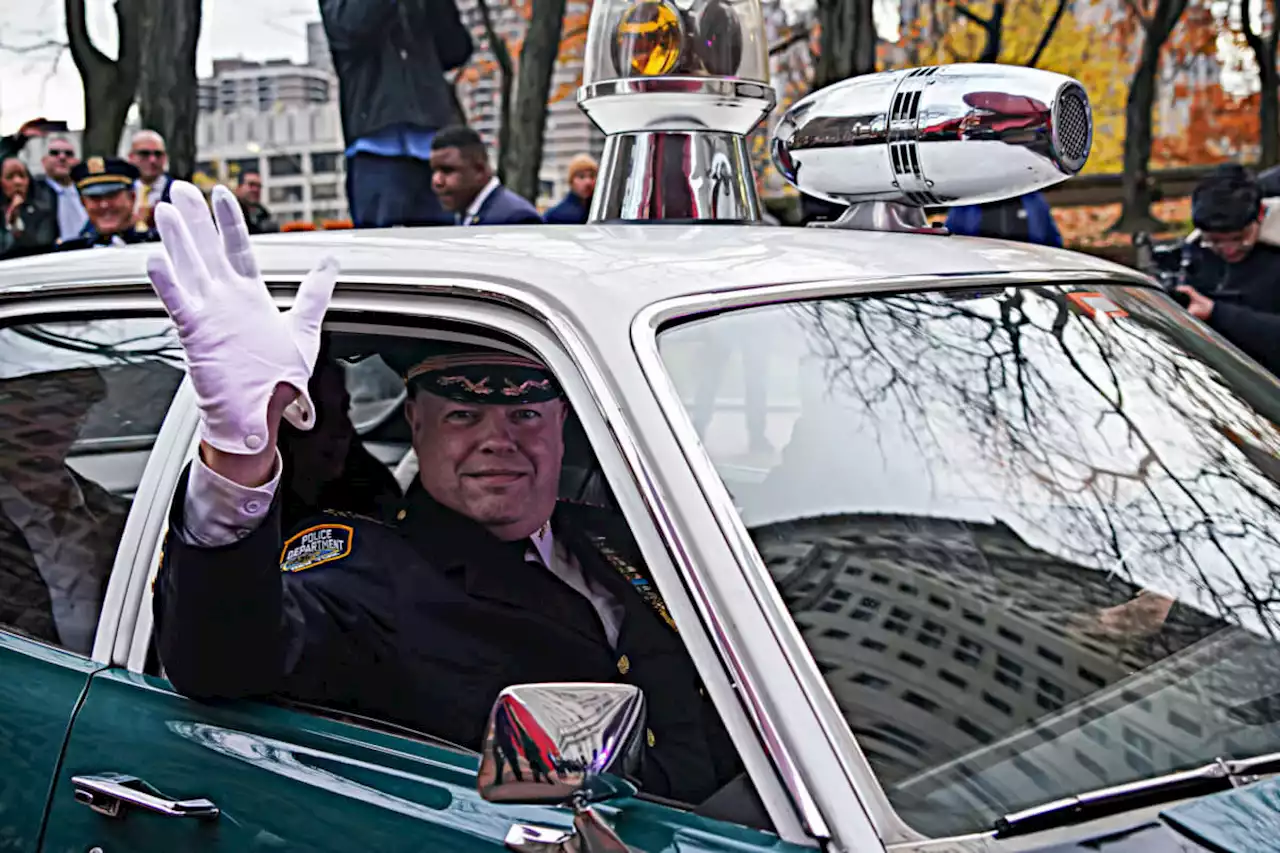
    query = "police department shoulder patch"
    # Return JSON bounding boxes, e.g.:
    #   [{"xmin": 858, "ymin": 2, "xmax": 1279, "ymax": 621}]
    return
[{"xmin": 280, "ymin": 524, "xmax": 354, "ymax": 573}]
